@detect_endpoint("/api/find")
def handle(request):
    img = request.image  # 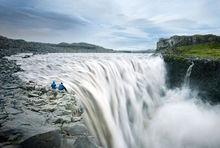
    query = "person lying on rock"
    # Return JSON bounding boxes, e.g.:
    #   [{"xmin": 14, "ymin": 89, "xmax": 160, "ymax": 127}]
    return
[{"xmin": 58, "ymin": 82, "xmax": 67, "ymax": 92}]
